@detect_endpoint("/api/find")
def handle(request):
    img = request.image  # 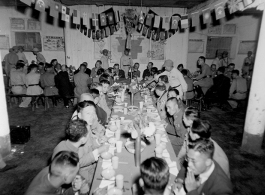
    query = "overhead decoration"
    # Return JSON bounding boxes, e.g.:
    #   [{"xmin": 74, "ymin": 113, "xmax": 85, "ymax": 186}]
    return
[{"xmin": 19, "ymin": 0, "xmax": 256, "ymax": 42}]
